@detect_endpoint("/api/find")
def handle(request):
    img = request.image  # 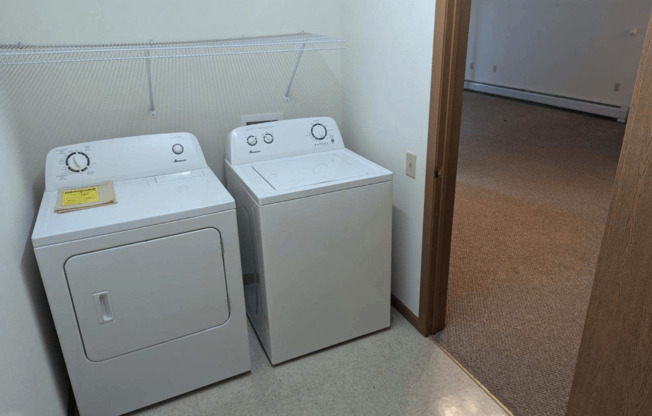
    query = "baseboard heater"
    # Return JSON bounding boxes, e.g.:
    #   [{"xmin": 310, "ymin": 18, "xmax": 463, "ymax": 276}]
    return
[{"xmin": 464, "ymin": 81, "xmax": 629, "ymax": 123}]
